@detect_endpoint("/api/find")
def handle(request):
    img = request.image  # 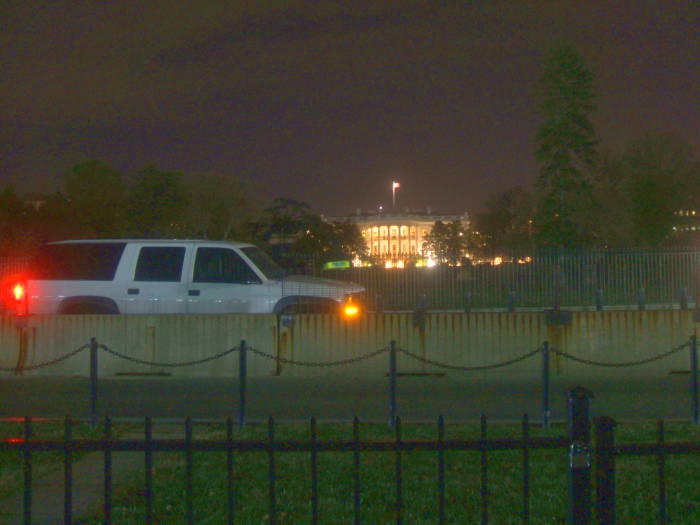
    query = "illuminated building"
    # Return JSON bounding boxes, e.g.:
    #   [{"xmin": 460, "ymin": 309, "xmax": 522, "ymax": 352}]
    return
[{"xmin": 331, "ymin": 208, "xmax": 470, "ymax": 267}]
